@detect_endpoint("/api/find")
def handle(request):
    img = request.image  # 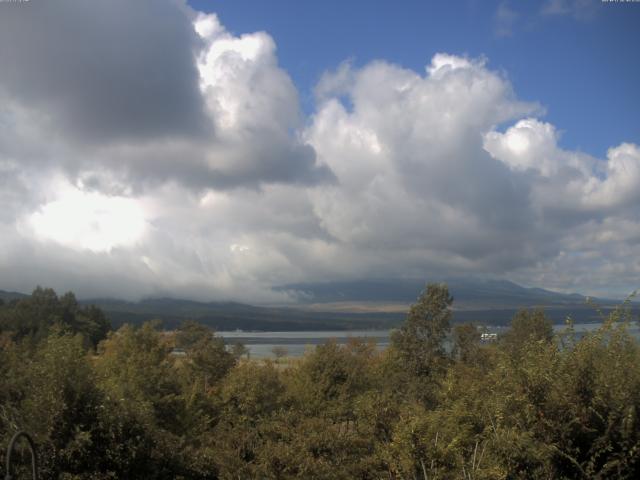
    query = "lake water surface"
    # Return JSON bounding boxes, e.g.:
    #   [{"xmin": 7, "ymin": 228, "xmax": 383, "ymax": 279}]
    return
[
  {"xmin": 218, "ymin": 323, "xmax": 640, "ymax": 359},
  {"xmin": 218, "ymin": 329, "xmax": 391, "ymax": 358}
]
